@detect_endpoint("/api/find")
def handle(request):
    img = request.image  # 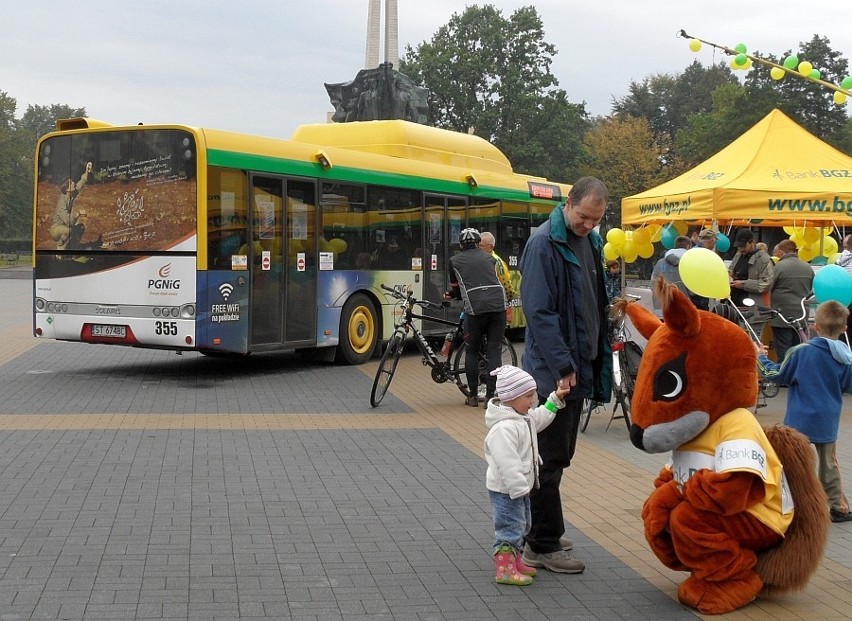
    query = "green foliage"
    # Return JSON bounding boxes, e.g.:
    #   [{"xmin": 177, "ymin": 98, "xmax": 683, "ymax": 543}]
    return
[
  {"xmin": 741, "ymin": 35, "xmax": 849, "ymax": 149},
  {"xmin": 0, "ymin": 93, "xmax": 85, "ymax": 240},
  {"xmin": 613, "ymin": 61, "xmax": 739, "ymax": 170},
  {"xmin": 400, "ymin": 4, "xmax": 588, "ymax": 180},
  {"xmin": 582, "ymin": 116, "xmax": 665, "ymax": 202}
]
